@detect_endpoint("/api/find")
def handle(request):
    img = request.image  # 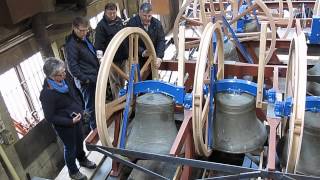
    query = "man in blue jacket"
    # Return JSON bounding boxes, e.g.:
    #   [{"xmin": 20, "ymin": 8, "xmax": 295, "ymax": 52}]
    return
[
  {"xmin": 65, "ymin": 17, "xmax": 99, "ymax": 130},
  {"xmin": 127, "ymin": 2, "xmax": 165, "ymax": 75},
  {"xmin": 95, "ymin": 2, "xmax": 128, "ymax": 99}
]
